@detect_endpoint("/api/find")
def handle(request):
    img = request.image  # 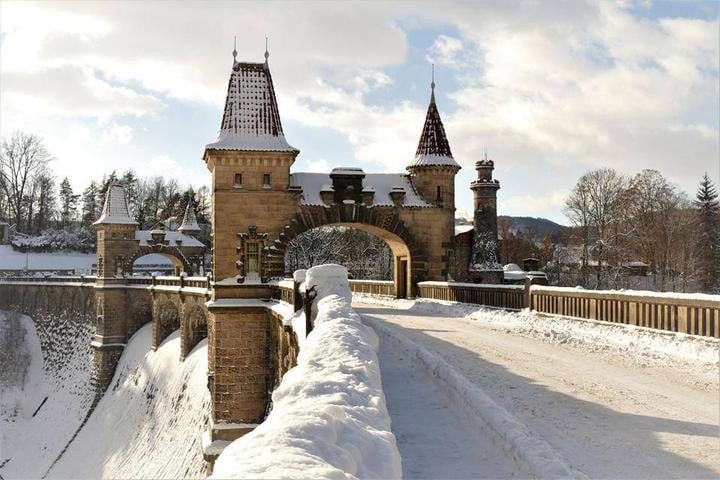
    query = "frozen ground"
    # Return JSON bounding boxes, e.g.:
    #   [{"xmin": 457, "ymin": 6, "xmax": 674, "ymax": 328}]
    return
[
  {"xmin": 0, "ymin": 310, "xmax": 95, "ymax": 479},
  {"xmin": 0, "ymin": 244, "xmax": 96, "ymax": 272},
  {"xmin": 355, "ymin": 296, "xmax": 720, "ymax": 479},
  {"xmin": 49, "ymin": 324, "xmax": 209, "ymax": 479},
  {"xmin": 0, "ymin": 244, "xmax": 171, "ymax": 273}
]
